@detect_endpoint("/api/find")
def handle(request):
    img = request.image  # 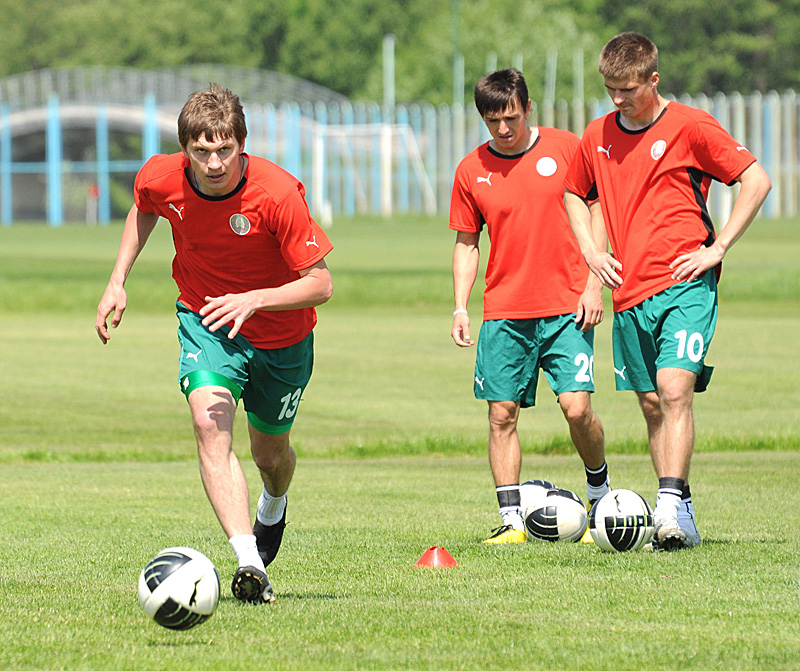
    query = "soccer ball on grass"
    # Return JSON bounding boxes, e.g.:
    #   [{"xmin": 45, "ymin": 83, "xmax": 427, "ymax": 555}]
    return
[
  {"xmin": 519, "ymin": 478, "xmax": 557, "ymax": 518},
  {"xmin": 588, "ymin": 489, "xmax": 654, "ymax": 552},
  {"xmin": 137, "ymin": 547, "xmax": 220, "ymax": 630},
  {"xmin": 524, "ymin": 487, "xmax": 587, "ymax": 542}
]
